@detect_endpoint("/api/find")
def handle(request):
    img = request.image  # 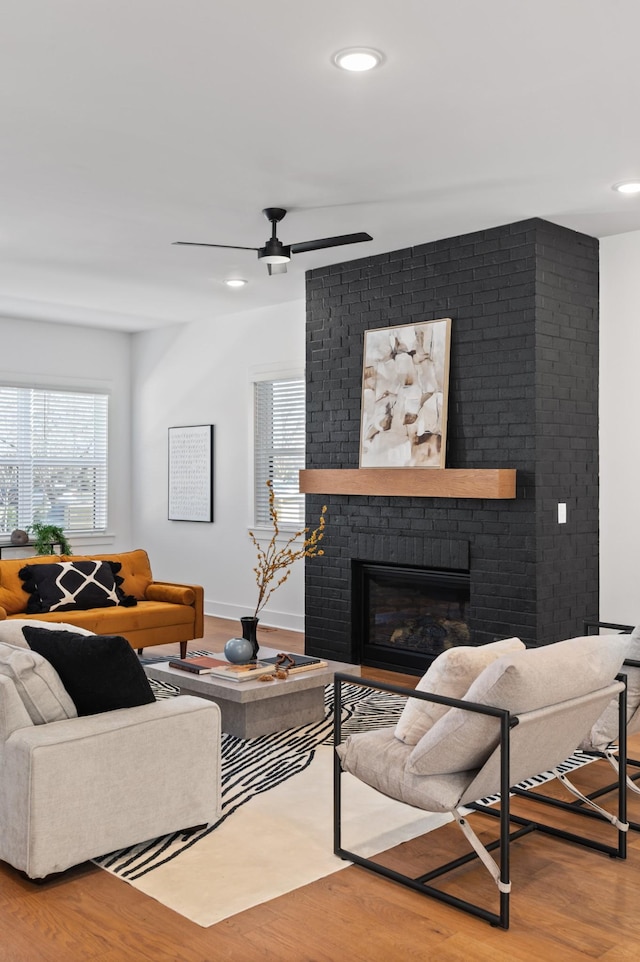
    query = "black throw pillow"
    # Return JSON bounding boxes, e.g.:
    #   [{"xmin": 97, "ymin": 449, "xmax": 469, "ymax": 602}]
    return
[
  {"xmin": 23, "ymin": 627, "xmax": 155, "ymax": 716},
  {"xmin": 19, "ymin": 560, "xmax": 137, "ymax": 614}
]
